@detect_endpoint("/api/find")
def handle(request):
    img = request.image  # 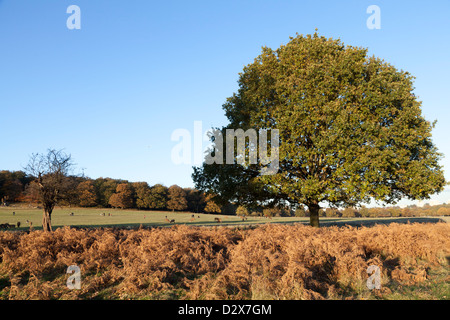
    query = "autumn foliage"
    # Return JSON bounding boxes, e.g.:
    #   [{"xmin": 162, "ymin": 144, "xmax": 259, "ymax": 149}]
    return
[
  {"xmin": 108, "ymin": 183, "xmax": 134, "ymax": 209},
  {"xmin": 0, "ymin": 223, "xmax": 448, "ymax": 299}
]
